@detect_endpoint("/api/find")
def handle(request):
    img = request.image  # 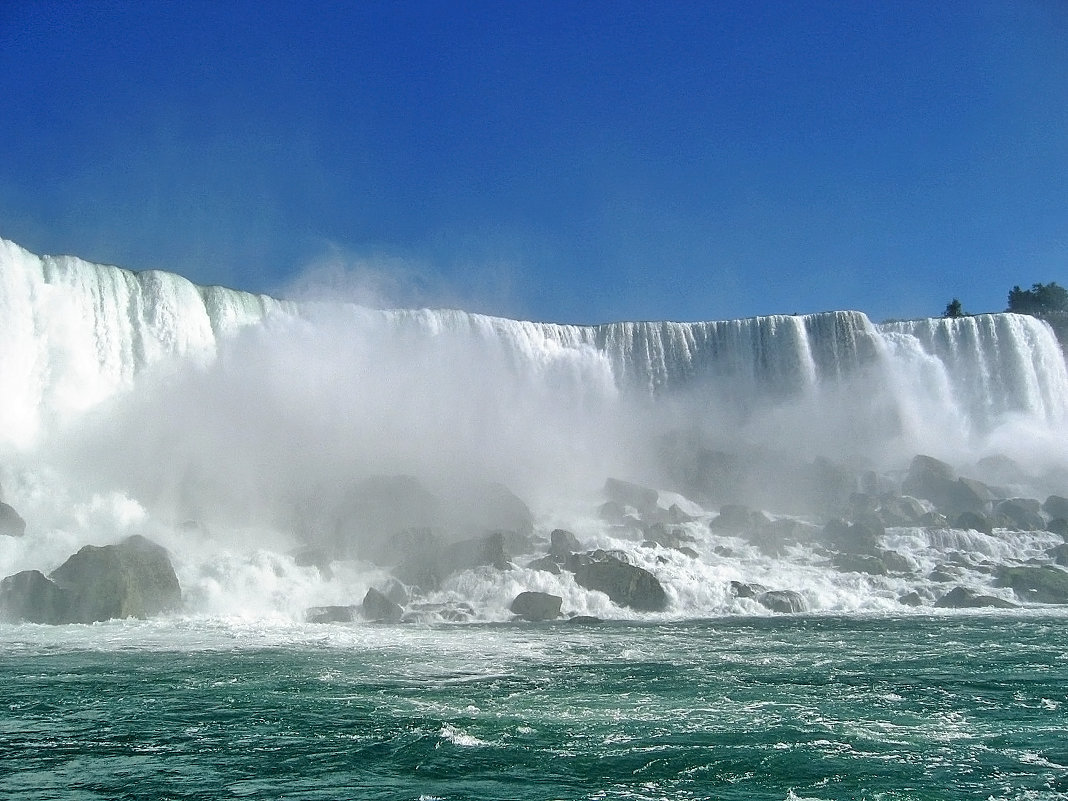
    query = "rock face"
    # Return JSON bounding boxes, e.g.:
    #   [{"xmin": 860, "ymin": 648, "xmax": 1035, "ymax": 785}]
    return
[
  {"xmin": 574, "ymin": 556, "xmax": 667, "ymax": 612},
  {"xmin": 510, "ymin": 591, "xmax": 562, "ymax": 621},
  {"xmin": 0, "ymin": 502, "xmax": 26, "ymax": 537},
  {"xmin": 361, "ymin": 587, "xmax": 404, "ymax": 622},
  {"xmin": 549, "ymin": 529, "xmax": 581, "ymax": 558},
  {"xmin": 48, "ymin": 535, "xmax": 182, "ymax": 623},
  {"xmin": 0, "ymin": 535, "xmax": 181, "ymax": 624}
]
